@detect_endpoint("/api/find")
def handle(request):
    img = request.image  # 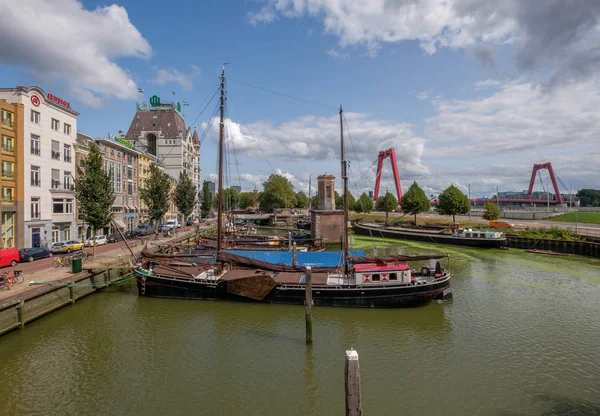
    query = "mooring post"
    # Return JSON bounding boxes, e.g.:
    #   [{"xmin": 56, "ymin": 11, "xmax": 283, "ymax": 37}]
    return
[
  {"xmin": 345, "ymin": 349, "xmax": 362, "ymax": 416},
  {"xmin": 69, "ymin": 282, "xmax": 75, "ymax": 304},
  {"xmin": 288, "ymin": 232, "xmax": 292, "ymax": 251},
  {"xmin": 305, "ymin": 266, "xmax": 313, "ymax": 345},
  {"xmin": 17, "ymin": 299, "xmax": 25, "ymax": 328}
]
